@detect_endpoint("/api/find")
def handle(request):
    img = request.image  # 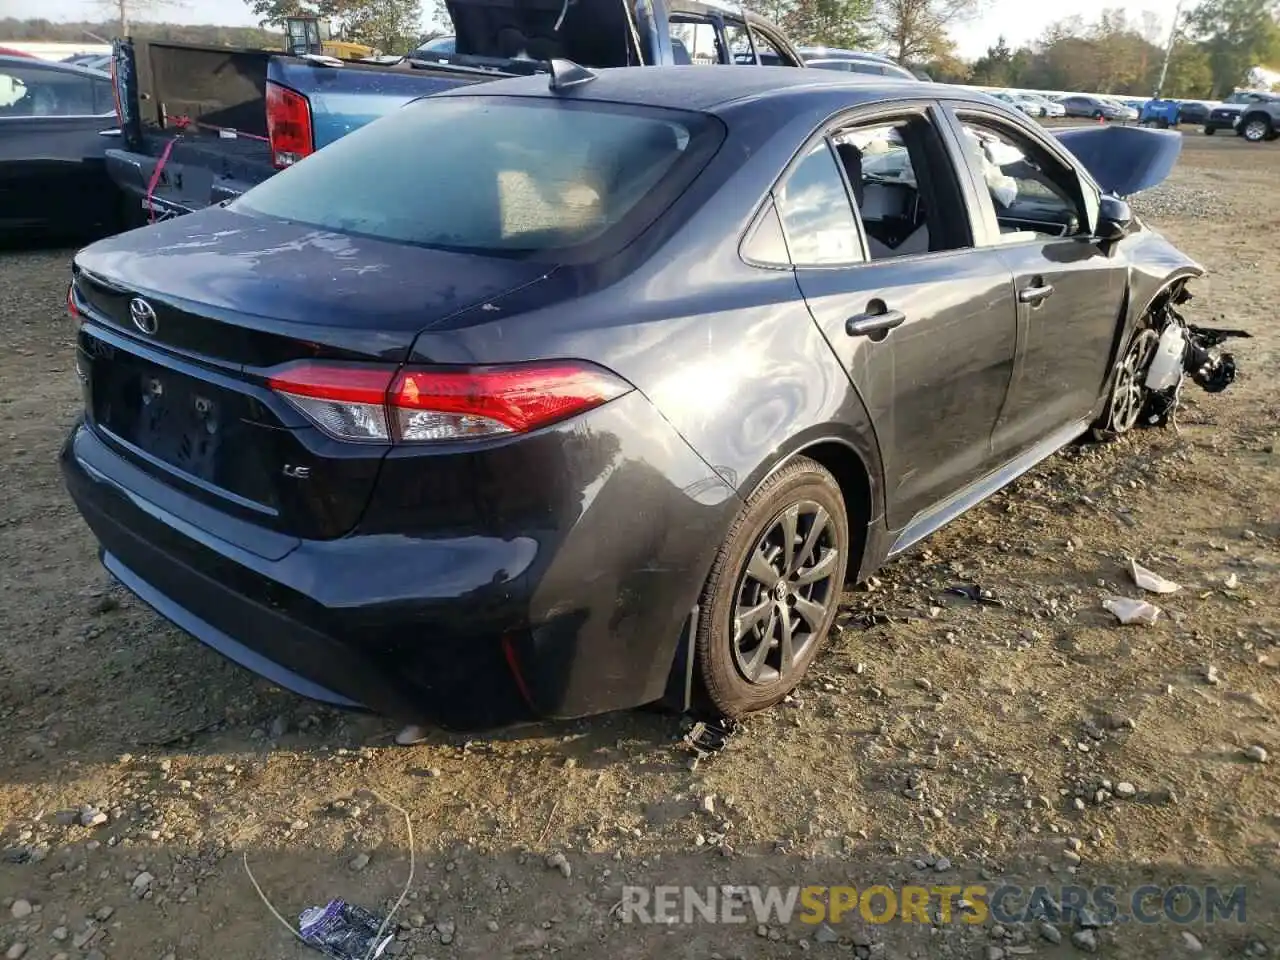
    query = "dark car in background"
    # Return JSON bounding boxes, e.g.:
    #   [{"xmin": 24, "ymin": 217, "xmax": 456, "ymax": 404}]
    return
[
  {"xmin": 1176, "ymin": 100, "xmax": 1210, "ymax": 125},
  {"xmin": 62, "ymin": 68, "xmax": 1227, "ymax": 730},
  {"xmin": 1205, "ymin": 90, "xmax": 1279, "ymax": 134},
  {"xmin": 1058, "ymin": 94, "xmax": 1130, "ymax": 120},
  {"xmin": 409, "ymin": 34, "xmax": 456, "ymax": 61},
  {"xmin": 0, "ymin": 53, "xmax": 123, "ymax": 240}
]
